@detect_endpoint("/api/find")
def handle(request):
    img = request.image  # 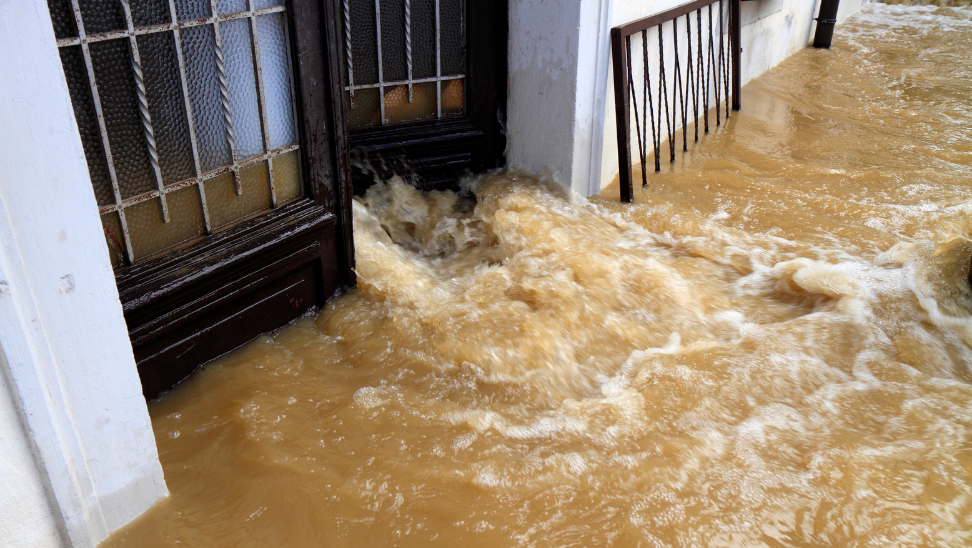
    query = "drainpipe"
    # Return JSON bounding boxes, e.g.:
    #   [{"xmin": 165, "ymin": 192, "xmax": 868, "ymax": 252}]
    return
[{"xmin": 812, "ymin": 0, "xmax": 841, "ymax": 48}]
